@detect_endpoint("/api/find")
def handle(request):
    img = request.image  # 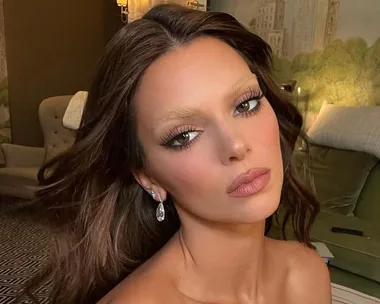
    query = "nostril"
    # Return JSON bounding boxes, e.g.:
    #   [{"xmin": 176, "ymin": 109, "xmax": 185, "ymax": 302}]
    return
[{"xmin": 229, "ymin": 156, "xmax": 239, "ymax": 162}]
